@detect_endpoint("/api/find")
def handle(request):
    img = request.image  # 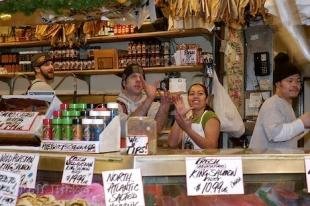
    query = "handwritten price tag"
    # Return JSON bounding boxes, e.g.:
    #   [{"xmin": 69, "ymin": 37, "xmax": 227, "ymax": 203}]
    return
[
  {"xmin": 0, "ymin": 111, "xmax": 38, "ymax": 131},
  {"xmin": 305, "ymin": 157, "xmax": 310, "ymax": 192},
  {"xmin": 126, "ymin": 136, "xmax": 148, "ymax": 155},
  {"xmin": 0, "ymin": 171, "xmax": 20, "ymax": 206},
  {"xmin": 102, "ymin": 168, "xmax": 145, "ymax": 206},
  {"xmin": 186, "ymin": 157, "xmax": 244, "ymax": 196},
  {"xmin": 62, "ymin": 156, "xmax": 95, "ymax": 185},
  {"xmin": 0, "ymin": 153, "xmax": 39, "ymax": 189}
]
